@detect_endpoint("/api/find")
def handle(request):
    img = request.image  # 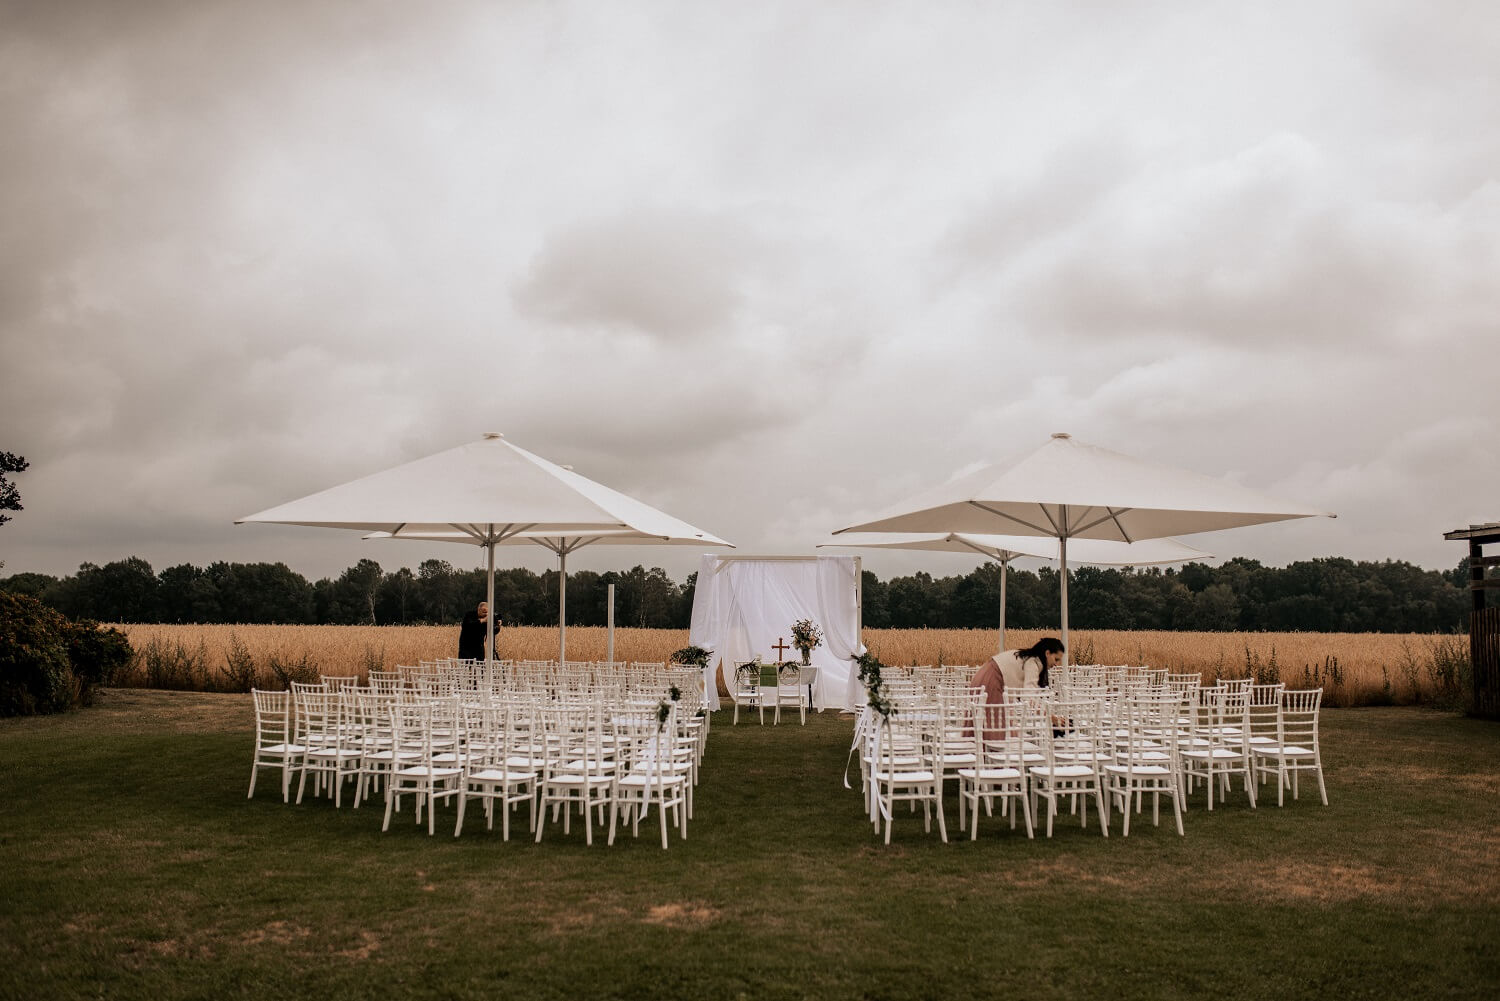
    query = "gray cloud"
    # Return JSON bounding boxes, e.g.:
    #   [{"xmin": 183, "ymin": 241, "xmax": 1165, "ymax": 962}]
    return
[
  {"xmin": 514, "ymin": 208, "xmax": 761, "ymax": 340},
  {"xmin": 1, "ymin": 0, "xmax": 1497, "ymax": 582}
]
